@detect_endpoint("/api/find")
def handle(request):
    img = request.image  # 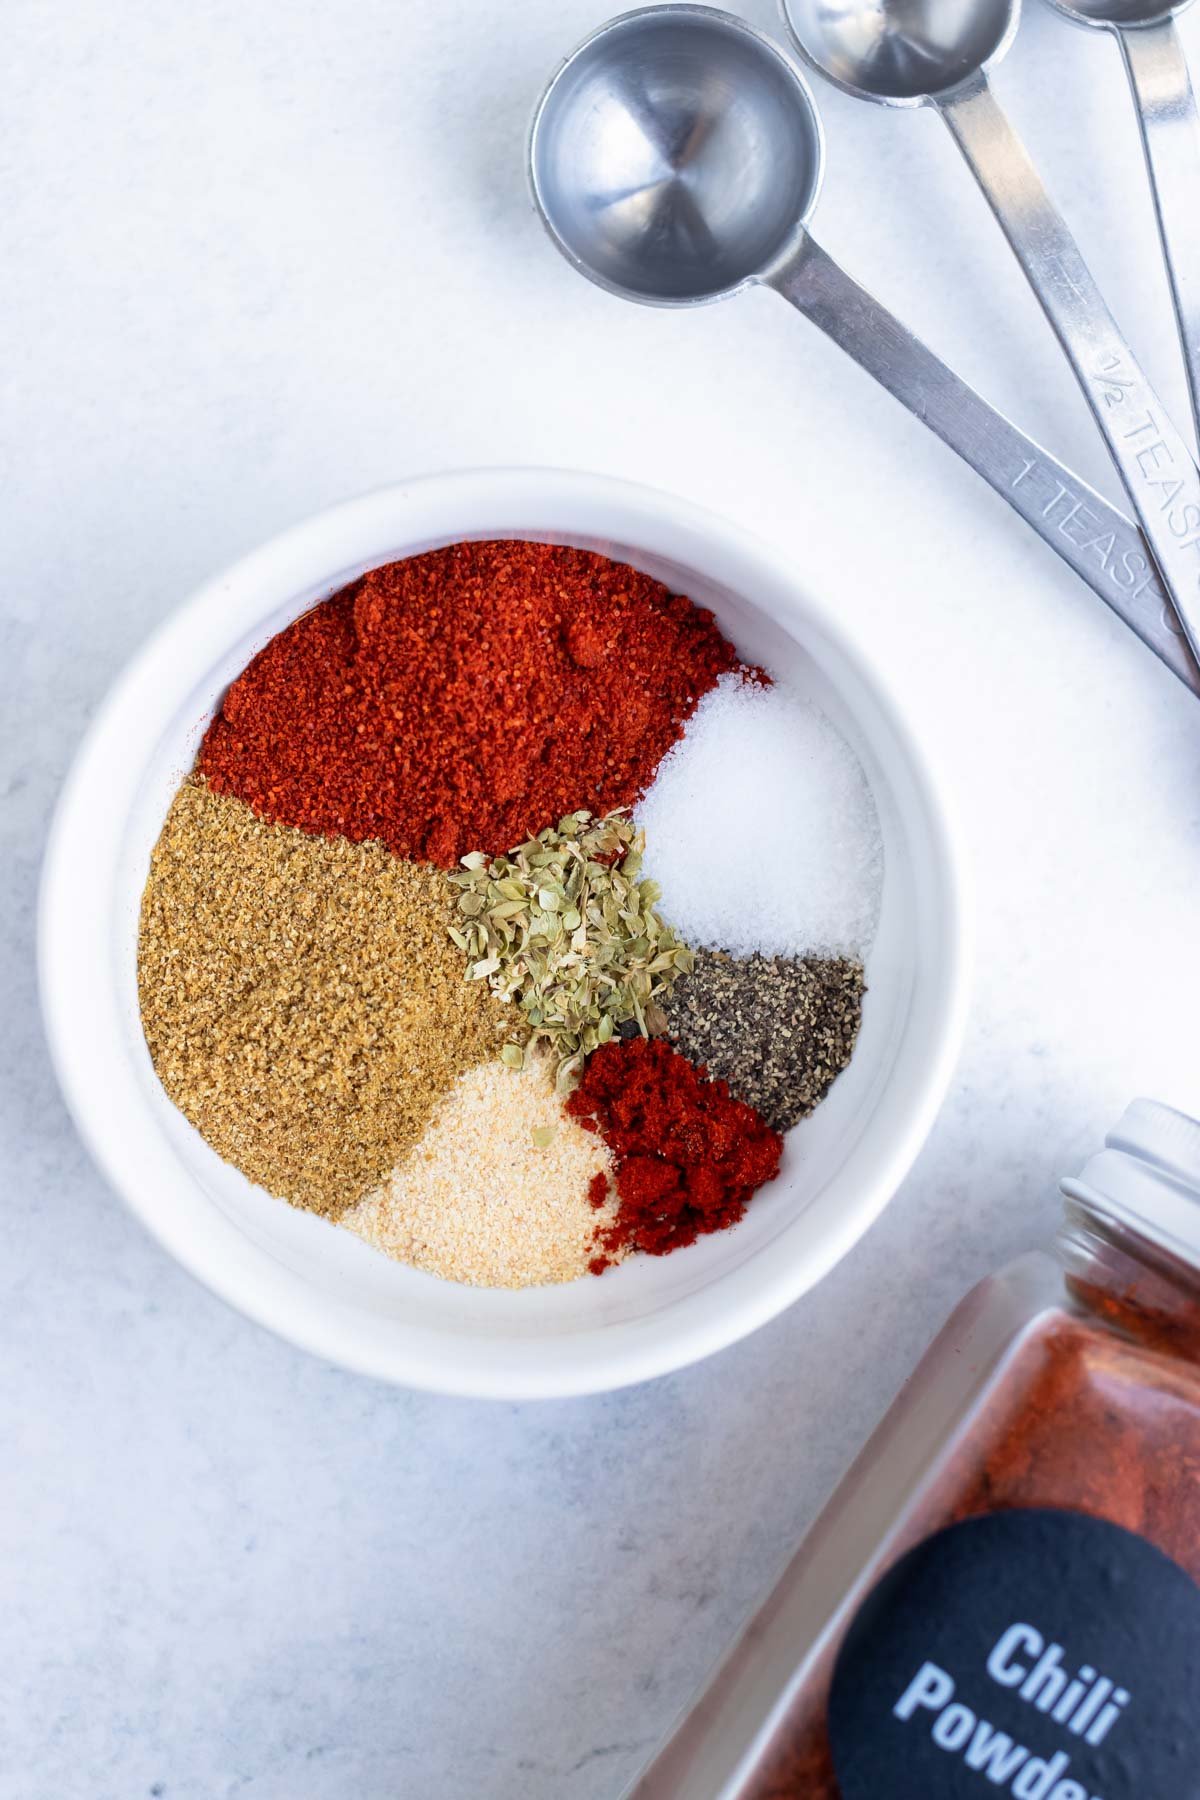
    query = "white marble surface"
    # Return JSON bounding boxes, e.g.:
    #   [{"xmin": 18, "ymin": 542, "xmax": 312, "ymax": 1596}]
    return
[{"xmin": 4, "ymin": 2, "xmax": 1200, "ymax": 1796}]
